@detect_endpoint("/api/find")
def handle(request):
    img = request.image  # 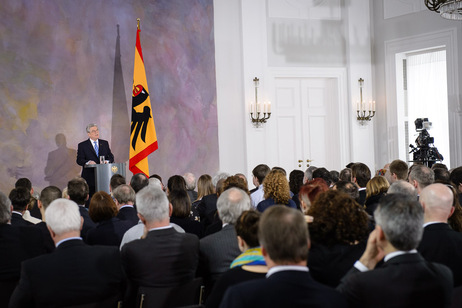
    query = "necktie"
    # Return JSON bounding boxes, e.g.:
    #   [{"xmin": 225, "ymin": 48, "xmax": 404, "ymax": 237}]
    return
[{"xmin": 94, "ymin": 141, "xmax": 99, "ymax": 157}]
